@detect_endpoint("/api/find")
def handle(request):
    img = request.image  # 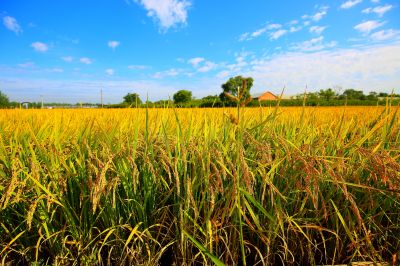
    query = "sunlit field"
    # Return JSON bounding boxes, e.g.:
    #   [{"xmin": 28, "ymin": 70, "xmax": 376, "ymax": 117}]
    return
[{"xmin": 0, "ymin": 106, "xmax": 399, "ymax": 265}]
